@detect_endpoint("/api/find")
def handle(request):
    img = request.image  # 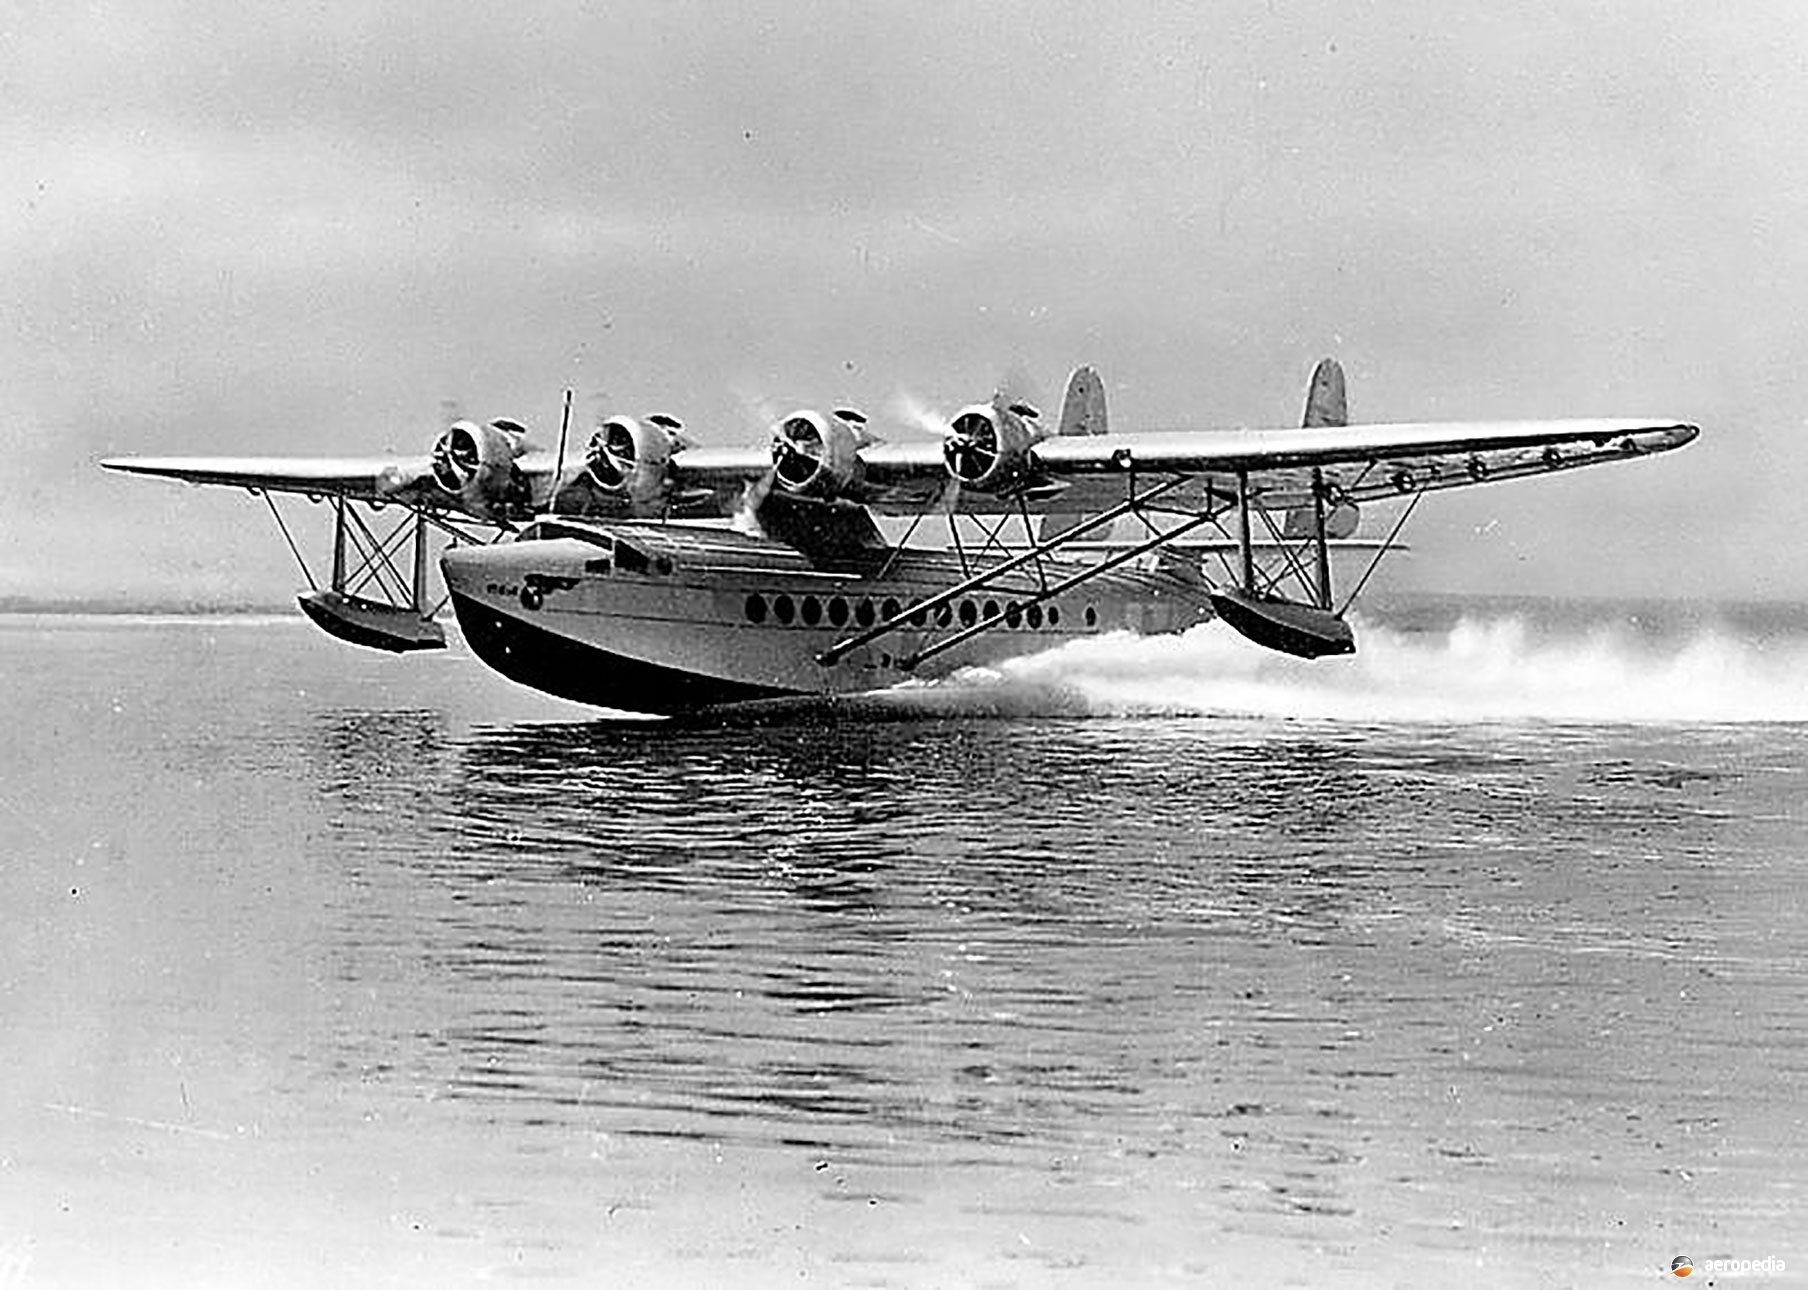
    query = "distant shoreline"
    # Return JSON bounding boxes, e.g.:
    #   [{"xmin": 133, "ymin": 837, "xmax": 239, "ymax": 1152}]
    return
[
  {"xmin": 3, "ymin": 590, "xmax": 1801, "ymax": 619},
  {"xmin": 0, "ymin": 598, "xmax": 300, "ymax": 617}
]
